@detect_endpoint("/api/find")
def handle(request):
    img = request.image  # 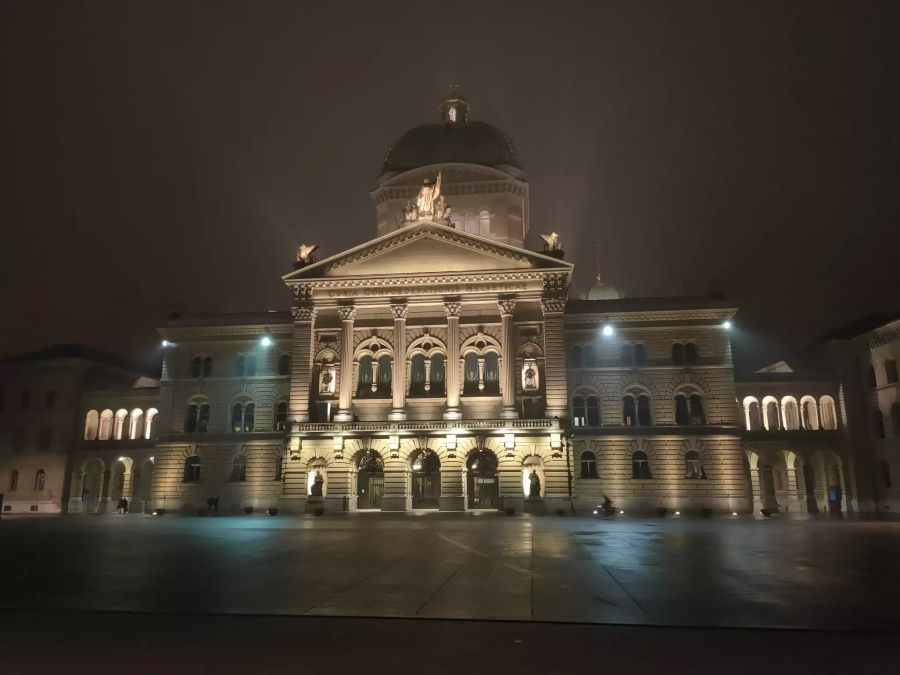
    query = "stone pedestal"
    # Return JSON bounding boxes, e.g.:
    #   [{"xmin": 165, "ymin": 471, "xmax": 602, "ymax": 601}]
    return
[
  {"xmin": 325, "ymin": 494, "xmax": 350, "ymax": 512},
  {"xmin": 523, "ymin": 496, "xmax": 546, "ymax": 515},
  {"xmin": 503, "ymin": 496, "xmax": 525, "ymax": 513},
  {"xmin": 305, "ymin": 496, "xmax": 325, "ymax": 513},
  {"xmin": 277, "ymin": 496, "xmax": 307, "ymax": 514}
]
